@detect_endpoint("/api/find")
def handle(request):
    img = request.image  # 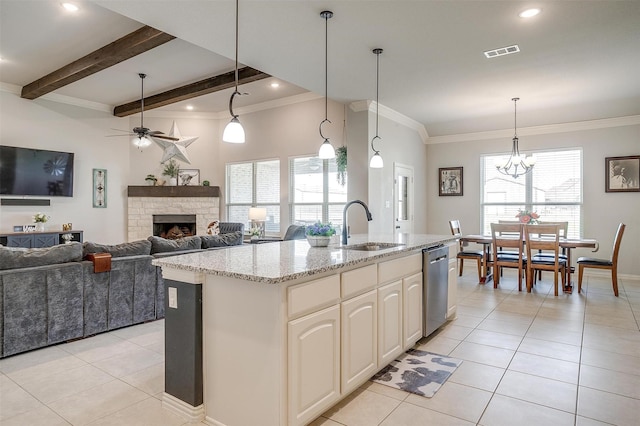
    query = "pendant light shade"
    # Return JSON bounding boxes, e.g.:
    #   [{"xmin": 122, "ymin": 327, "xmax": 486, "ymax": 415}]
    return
[
  {"xmin": 223, "ymin": 0, "xmax": 246, "ymax": 144},
  {"xmin": 317, "ymin": 10, "xmax": 335, "ymax": 159},
  {"xmin": 496, "ymin": 98, "xmax": 536, "ymax": 178},
  {"xmin": 369, "ymin": 48, "xmax": 384, "ymax": 168}
]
